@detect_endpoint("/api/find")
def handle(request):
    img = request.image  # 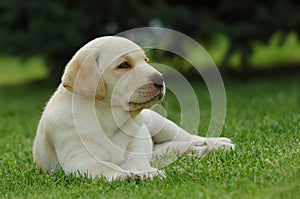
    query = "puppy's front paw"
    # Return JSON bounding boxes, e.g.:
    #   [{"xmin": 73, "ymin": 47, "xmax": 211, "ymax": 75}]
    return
[
  {"xmin": 205, "ymin": 137, "xmax": 235, "ymax": 151},
  {"xmin": 130, "ymin": 168, "xmax": 165, "ymax": 180},
  {"xmin": 105, "ymin": 171, "xmax": 132, "ymax": 181},
  {"xmin": 189, "ymin": 136, "xmax": 235, "ymax": 155}
]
